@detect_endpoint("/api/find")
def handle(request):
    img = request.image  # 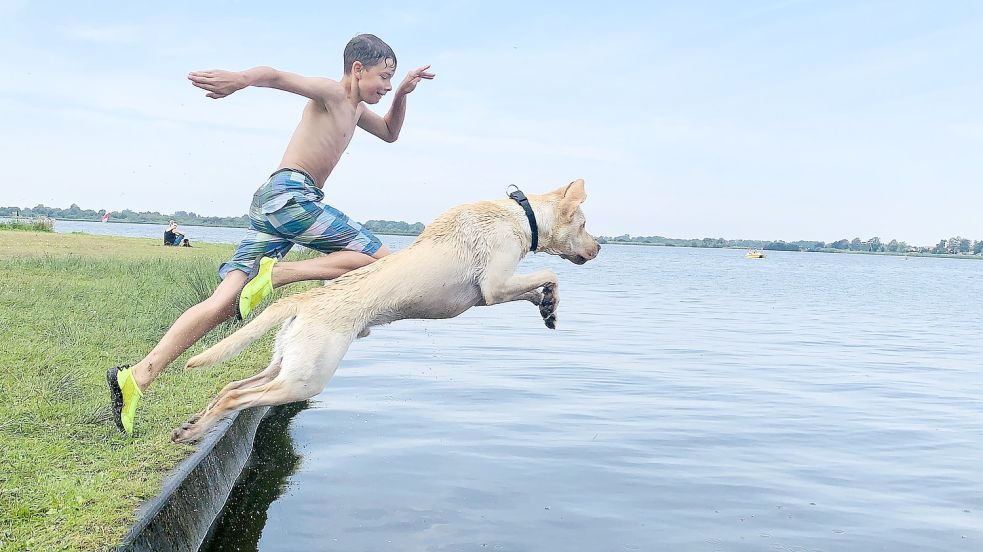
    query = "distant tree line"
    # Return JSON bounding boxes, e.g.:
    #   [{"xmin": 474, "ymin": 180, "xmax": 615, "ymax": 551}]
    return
[
  {"xmin": 595, "ymin": 235, "xmax": 826, "ymax": 252},
  {"xmin": 0, "ymin": 203, "xmax": 425, "ymax": 237},
  {"xmin": 824, "ymin": 236, "xmax": 983, "ymax": 255},
  {"xmin": 5, "ymin": 203, "xmax": 979, "ymax": 256},
  {"xmin": 0, "ymin": 204, "xmax": 249, "ymax": 228},
  {"xmin": 361, "ymin": 219, "xmax": 425, "ymax": 236},
  {"xmin": 596, "ymin": 234, "xmax": 983, "ymax": 256}
]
